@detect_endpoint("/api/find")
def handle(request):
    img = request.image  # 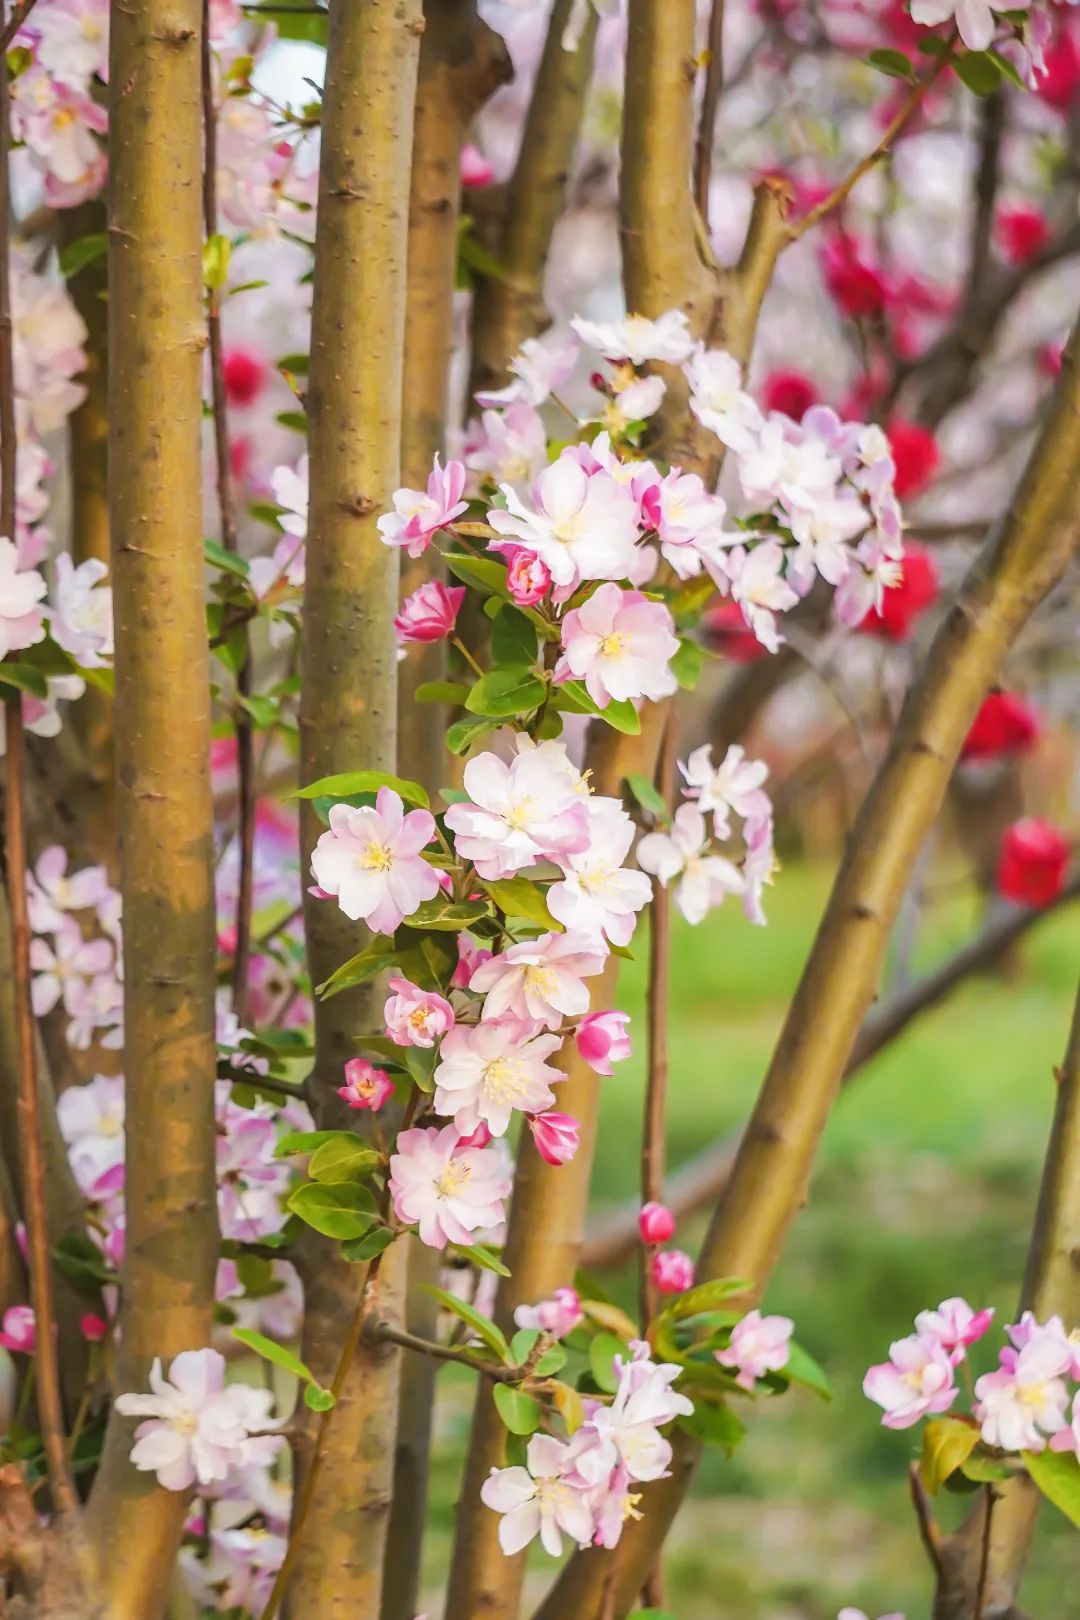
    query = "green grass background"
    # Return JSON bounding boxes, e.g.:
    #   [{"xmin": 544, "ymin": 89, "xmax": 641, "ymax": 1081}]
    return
[{"xmin": 420, "ymin": 863, "xmax": 1080, "ymax": 1618}]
